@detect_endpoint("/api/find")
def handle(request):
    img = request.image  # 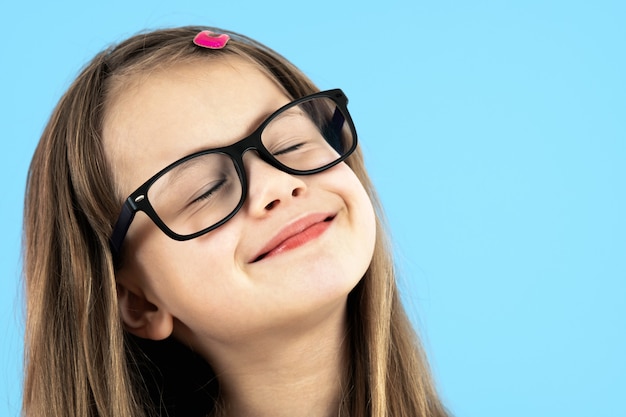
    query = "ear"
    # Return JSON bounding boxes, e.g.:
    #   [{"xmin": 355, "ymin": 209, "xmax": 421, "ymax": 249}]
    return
[{"xmin": 116, "ymin": 282, "xmax": 174, "ymax": 340}]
